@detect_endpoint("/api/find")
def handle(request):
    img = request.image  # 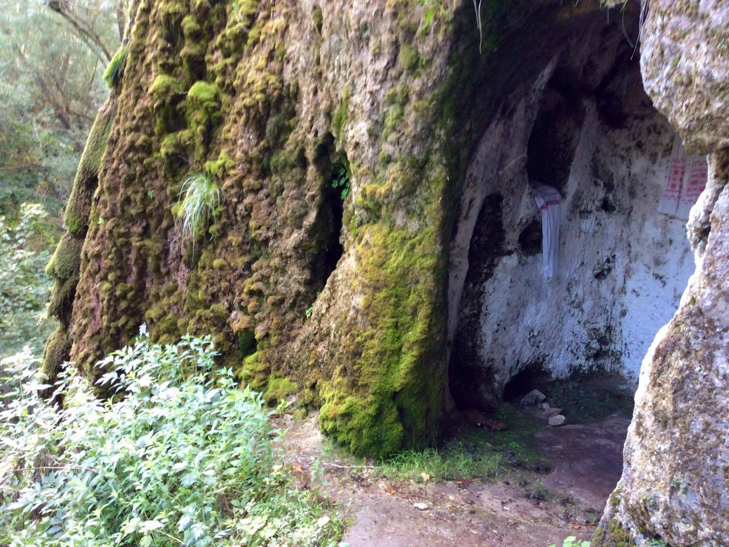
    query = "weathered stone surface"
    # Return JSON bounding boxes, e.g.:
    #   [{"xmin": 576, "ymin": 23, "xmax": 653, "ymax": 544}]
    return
[
  {"xmin": 51, "ymin": 0, "xmax": 564, "ymax": 457},
  {"xmin": 593, "ymin": 2, "xmax": 729, "ymax": 543},
  {"xmin": 640, "ymin": 0, "xmax": 729, "ymax": 153},
  {"xmin": 595, "ymin": 150, "xmax": 729, "ymax": 546},
  {"xmin": 548, "ymin": 415, "xmax": 565, "ymax": 427},
  {"xmin": 520, "ymin": 389, "xmax": 547, "ymax": 406},
  {"xmin": 448, "ymin": 8, "xmax": 695, "ymax": 409}
]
